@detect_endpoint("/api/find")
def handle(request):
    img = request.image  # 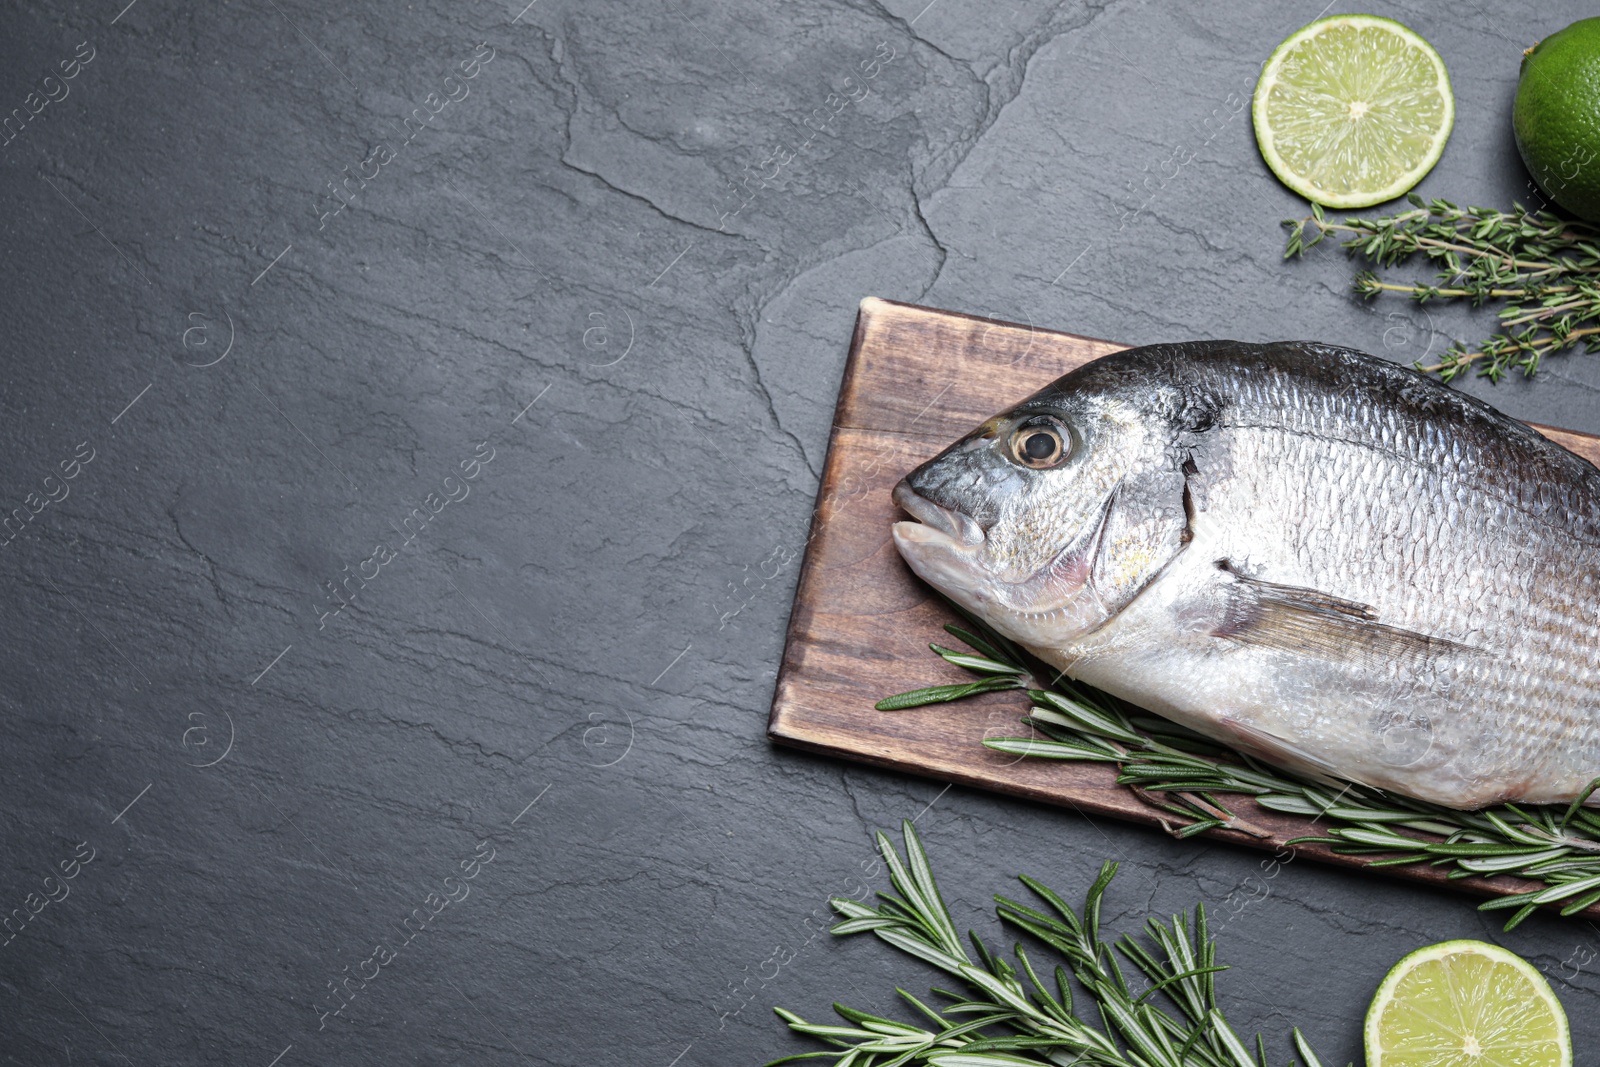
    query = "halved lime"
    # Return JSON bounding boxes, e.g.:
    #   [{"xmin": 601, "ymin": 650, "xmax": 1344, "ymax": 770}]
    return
[
  {"xmin": 1366, "ymin": 939, "xmax": 1571, "ymax": 1067},
  {"xmin": 1254, "ymin": 15, "xmax": 1454, "ymax": 208}
]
